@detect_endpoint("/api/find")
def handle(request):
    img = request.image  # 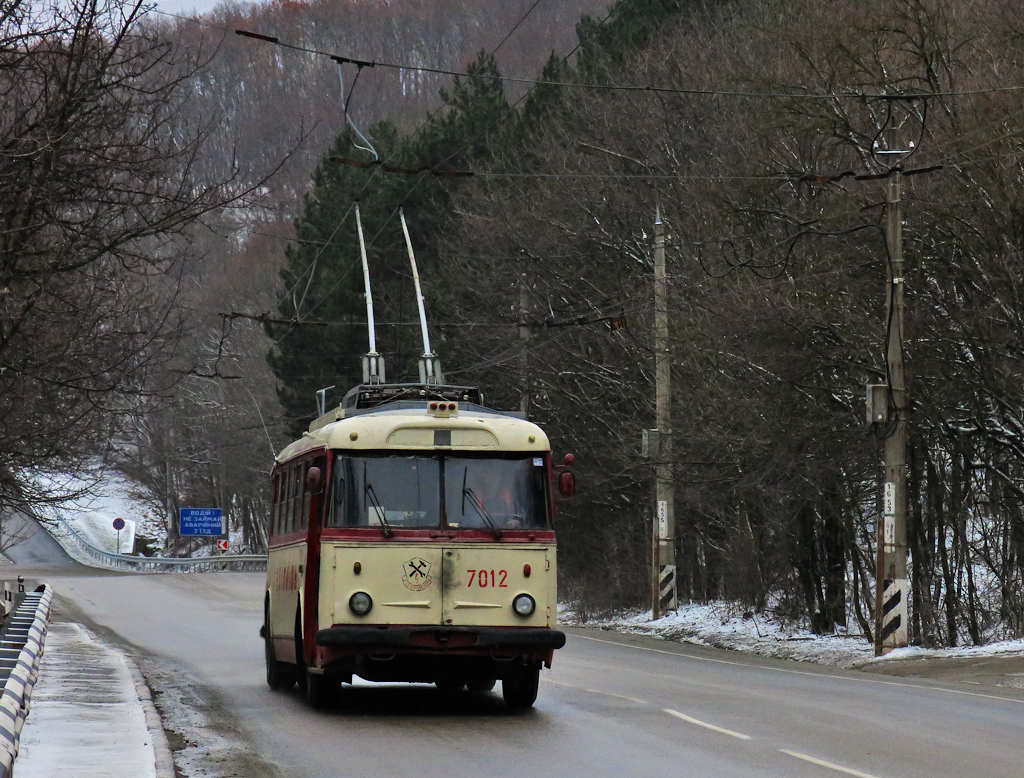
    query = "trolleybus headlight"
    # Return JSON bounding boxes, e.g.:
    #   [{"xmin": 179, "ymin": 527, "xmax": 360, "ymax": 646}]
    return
[
  {"xmin": 512, "ymin": 593, "xmax": 536, "ymax": 618},
  {"xmin": 349, "ymin": 591, "xmax": 373, "ymax": 616}
]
